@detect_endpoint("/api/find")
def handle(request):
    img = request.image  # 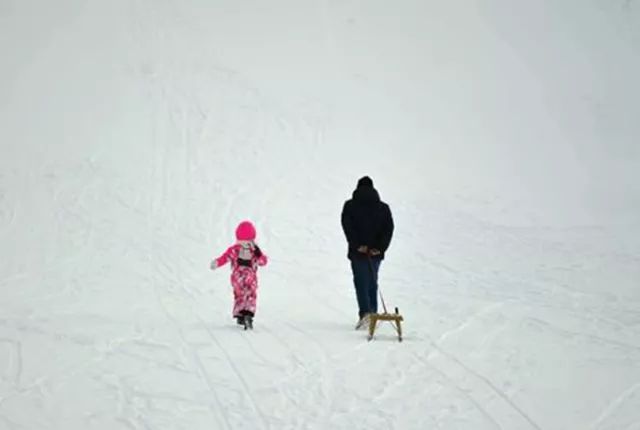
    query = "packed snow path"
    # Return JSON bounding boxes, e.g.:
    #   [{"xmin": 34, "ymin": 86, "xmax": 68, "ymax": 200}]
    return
[{"xmin": 1, "ymin": 1, "xmax": 639, "ymax": 429}]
